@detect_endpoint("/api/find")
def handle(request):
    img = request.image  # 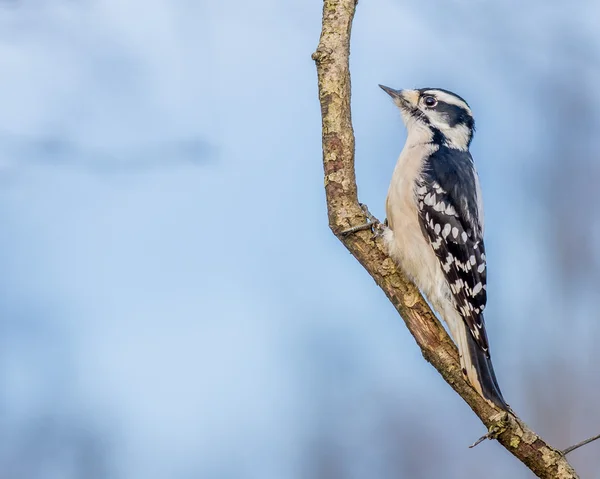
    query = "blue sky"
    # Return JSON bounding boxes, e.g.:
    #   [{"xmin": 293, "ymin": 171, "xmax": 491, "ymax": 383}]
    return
[{"xmin": 0, "ymin": 1, "xmax": 599, "ymax": 478}]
